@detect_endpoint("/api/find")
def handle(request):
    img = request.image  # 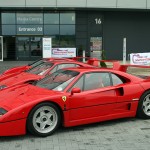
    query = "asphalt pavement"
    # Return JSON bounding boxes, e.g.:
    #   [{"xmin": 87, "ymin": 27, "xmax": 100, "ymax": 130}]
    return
[{"xmin": 0, "ymin": 61, "xmax": 150, "ymax": 150}]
